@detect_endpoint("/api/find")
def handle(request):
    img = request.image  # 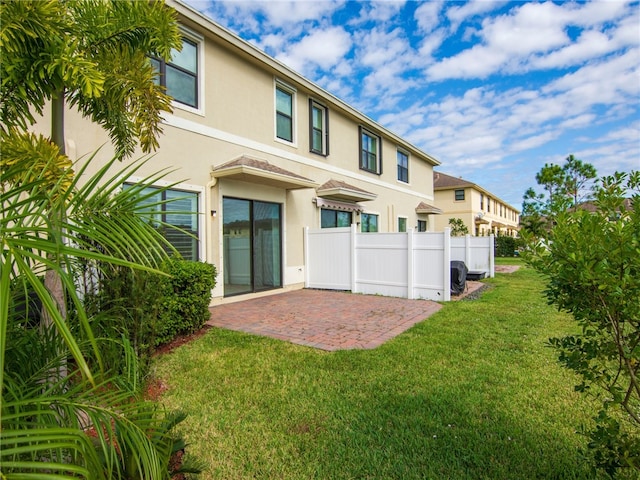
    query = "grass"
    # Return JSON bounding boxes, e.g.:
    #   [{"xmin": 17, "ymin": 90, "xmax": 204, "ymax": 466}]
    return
[{"xmin": 151, "ymin": 262, "xmax": 619, "ymax": 479}]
